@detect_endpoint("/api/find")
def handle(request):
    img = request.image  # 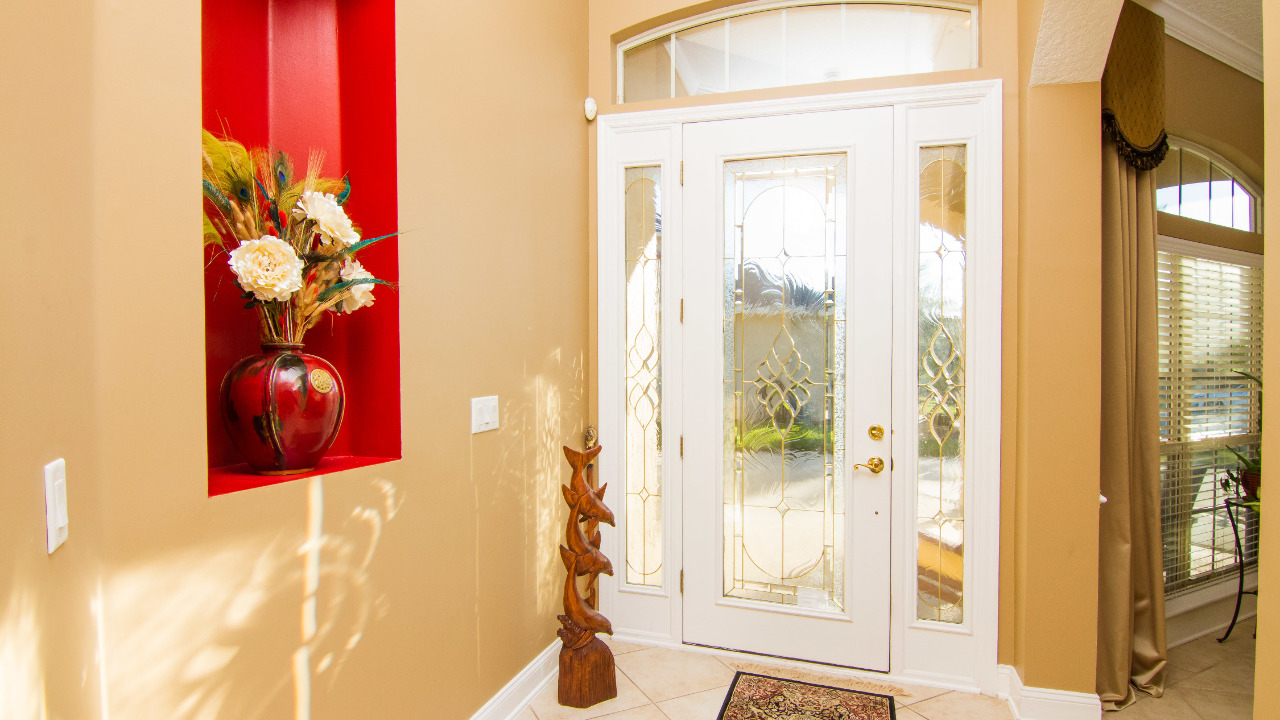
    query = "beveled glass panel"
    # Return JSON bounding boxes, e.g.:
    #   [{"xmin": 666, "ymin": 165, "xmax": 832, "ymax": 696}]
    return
[
  {"xmin": 1210, "ymin": 165, "xmax": 1233, "ymax": 229},
  {"xmin": 623, "ymin": 3, "xmax": 974, "ymax": 102},
  {"xmin": 1155, "ymin": 148, "xmax": 1181, "ymax": 215},
  {"xmin": 785, "ymin": 5, "xmax": 847, "ymax": 85},
  {"xmin": 1232, "ymin": 182, "xmax": 1255, "ymax": 232},
  {"xmin": 723, "ymin": 154, "xmax": 846, "ymax": 611},
  {"xmin": 906, "ymin": 5, "xmax": 974, "ymax": 74},
  {"xmin": 623, "ymin": 37, "xmax": 673, "ymax": 104},
  {"xmin": 1180, "ymin": 150, "xmax": 1211, "ymax": 223},
  {"xmin": 727, "ymin": 10, "xmax": 785, "ymax": 92},
  {"xmin": 624, "ymin": 166, "xmax": 663, "ymax": 587},
  {"xmin": 674, "ymin": 20, "xmax": 726, "ymax": 97},
  {"xmin": 917, "ymin": 145, "xmax": 967, "ymax": 624}
]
